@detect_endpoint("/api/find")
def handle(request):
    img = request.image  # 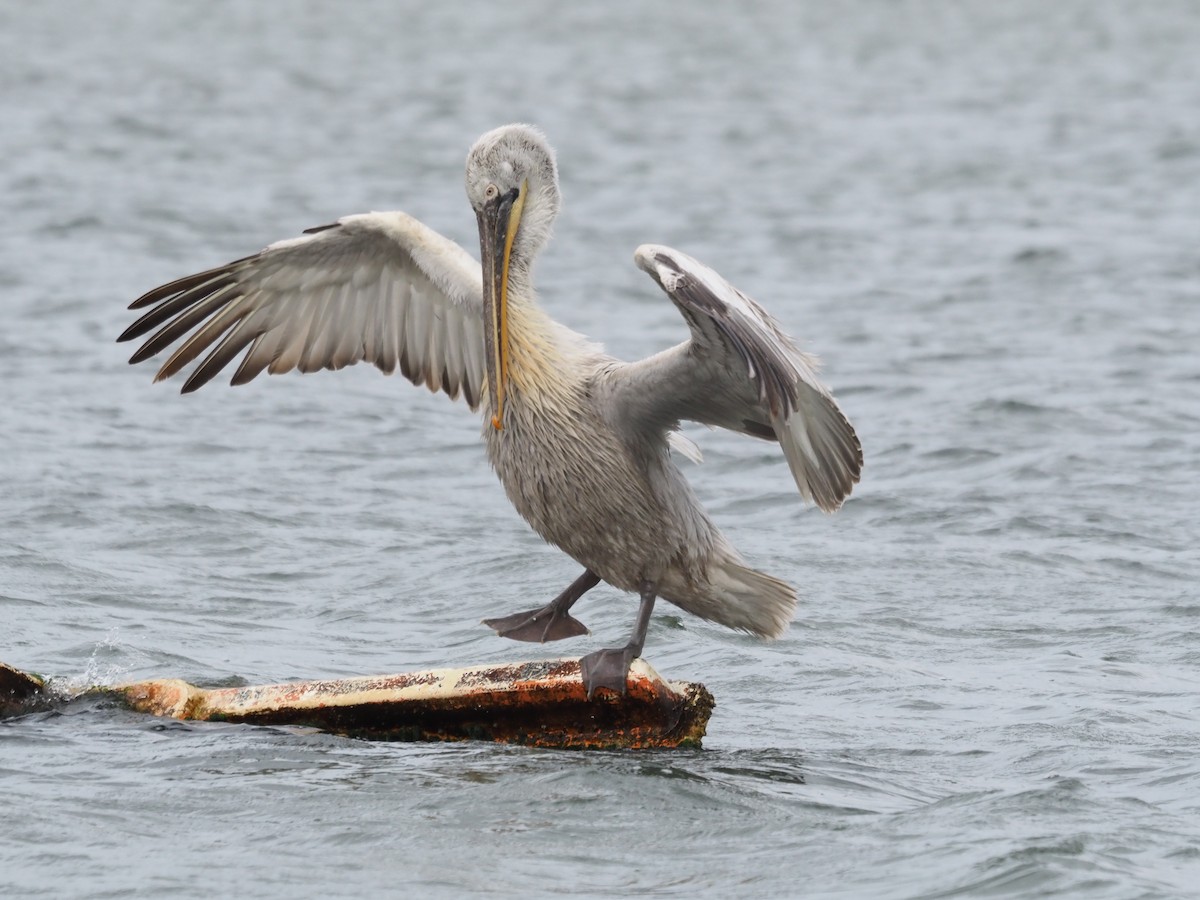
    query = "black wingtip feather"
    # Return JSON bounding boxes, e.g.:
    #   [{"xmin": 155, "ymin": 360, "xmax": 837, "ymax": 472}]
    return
[
  {"xmin": 128, "ymin": 256, "xmax": 254, "ymax": 309},
  {"xmin": 302, "ymin": 222, "xmax": 341, "ymax": 235},
  {"xmin": 118, "ymin": 275, "xmax": 239, "ymax": 344}
]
